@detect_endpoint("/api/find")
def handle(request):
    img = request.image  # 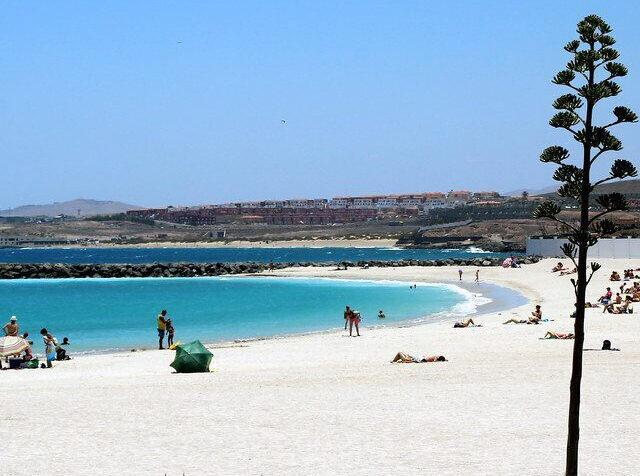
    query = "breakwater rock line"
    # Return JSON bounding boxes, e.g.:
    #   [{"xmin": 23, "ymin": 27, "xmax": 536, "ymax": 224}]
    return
[{"xmin": 0, "ymin": 257, "xmax": 543, "ymax": 280}]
